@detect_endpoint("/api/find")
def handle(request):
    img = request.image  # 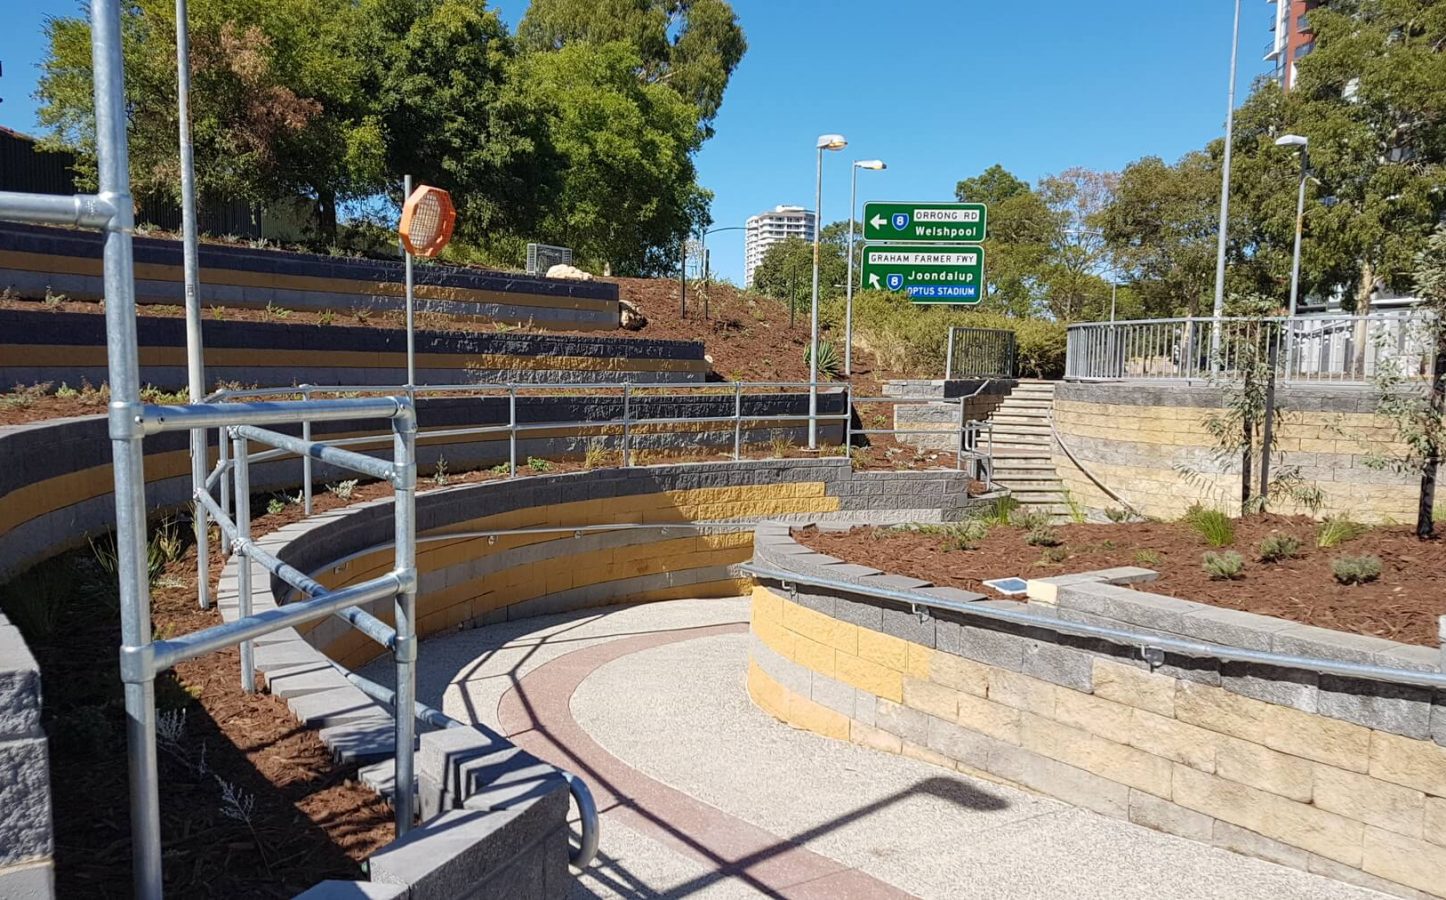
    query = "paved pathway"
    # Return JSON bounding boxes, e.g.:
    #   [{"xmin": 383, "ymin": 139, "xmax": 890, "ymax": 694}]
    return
[{"xmin": 386, "ymin": 599, "xmax": 1392, "ymax": 900}]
